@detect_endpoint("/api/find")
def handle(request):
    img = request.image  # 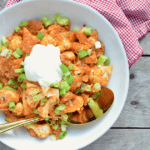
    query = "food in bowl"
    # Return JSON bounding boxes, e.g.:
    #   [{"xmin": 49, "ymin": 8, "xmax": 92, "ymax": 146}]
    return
[{"xmin": 0, "ymin": 13, "xmax": 113, "ymax": 140}]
